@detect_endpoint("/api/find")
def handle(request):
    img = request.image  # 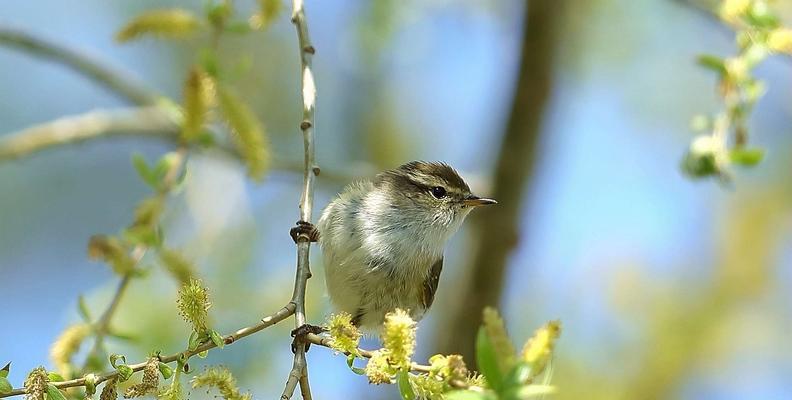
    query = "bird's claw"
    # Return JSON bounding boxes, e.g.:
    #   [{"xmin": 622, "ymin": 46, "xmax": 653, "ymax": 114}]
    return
[
  {"xmin": 290, "ymin": 324, "xmax": 327, "ymax": 353},
  {"xmin": 290, "ymin": 221, "xmax": 319, "ymax": 244}
]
